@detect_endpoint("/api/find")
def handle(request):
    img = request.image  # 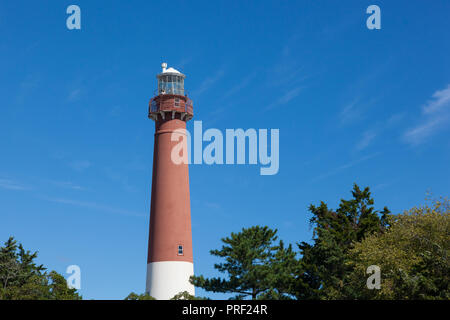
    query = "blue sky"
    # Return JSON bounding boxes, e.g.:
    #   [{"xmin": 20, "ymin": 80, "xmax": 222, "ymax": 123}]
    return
[{"xmin": 1, "ymin": 1, "xmax": 449, "ymax": 299}]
